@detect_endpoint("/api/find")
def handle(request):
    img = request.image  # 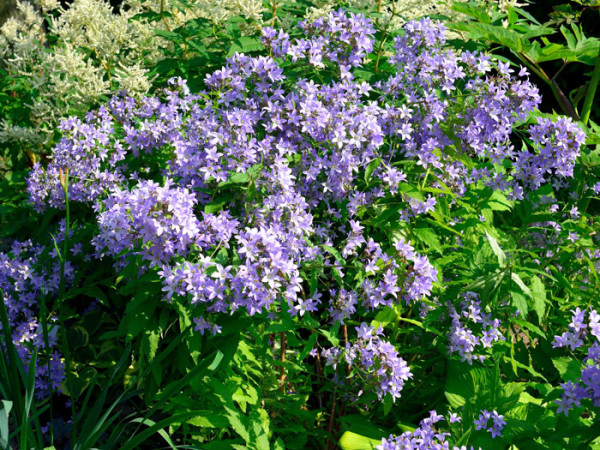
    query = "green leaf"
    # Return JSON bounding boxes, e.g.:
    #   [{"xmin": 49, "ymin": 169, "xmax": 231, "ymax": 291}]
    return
[
  {"xmin": 266, "ymin": 317, "xmax": 296, "ymax": 333},
  {"xmin": 445, "ymin": 392, "xmax": 466, "ymax": 408},
  {"xmin": 450, "ymin": 2, "xmax": 491, "ymax": 23},
  {"xmin": 511, "ymin": 318, "xmax": 546, "ymax": 339},
  {"xmin": 178, "ymin": 413, "xmax": 228, "ymax": 428},
  {"xmin": 364, "ymin": 158, "xmax": 381, "ymax": 184},
  {"xmin": 511, "ymin": 291, "xmax": 529, "ymax": 318},
  {"xmin": 383, "ymin": 394, "xmax": 393, "ymax": 416},
  {"xmin": 511, "ymin": 272, "xmax": 531, "ymax": 296},
  {"xmin": 413, "ymin": 227, "xmax": 442, "ymax": 252},
  {"xmin": 339, "ymin": 431, "xmax": 380, "ymax": 450},
  {"xmin": 322, "ymin": 245, "xmax": 344, "ymax": 264},
  {"xmin": 299, "ymin": 332, "xmax": 319, "ymax": 360},
  {"xmin": 486, "ymin": 190, "xmax": 513, "ymax": 212},
  {"xmin": 228, "ymin": 37, "xmax": 264, "ymax": 56},
  {"xmin": 143, "ymin": 328, "xmax": 160, "ymax": 363},
  {"xmin": 320, "ymin": 322, "xmax": 340, "ymax": 347},
  {"xmin": 486, "ymin": 231, "xmax": 506, "ymax": 267},
  {"xmin": 561, "ymin": 24, "xmax": 577, "ymax": 49},
  {"xmin": 128, "ymin": 418, "xmax": 177, "ymax": 450},
  {"xmin": 208, "ymin": 350, "xmax": 224, "ymax": 371},
  {"xmin": 120, "ymin": 410, "xmax": 224, "ymax": 450},
  {"xmin": 504, "ymin": 357, "xmax": 547, "ymax": 381},
  {"xmin": 453, "ymin": 22, "xmax": 531, "ymax": 52},
  {"xmin": 225, "ymin": 406, "xmax": 251, "ymax": 443},
  {"xmin": 530, "ymin": 276, "xmax": 547, "ymax": 322},
  {"xmin": 552, "ymin": 357, "xmax": 581, "ymax": 382},
  {"xmin": 154, "ymin": 29, "xmax": 185, "ymax": 43},
  {"xmin": 0, "ymin": 400, "xmax": 12, "ymax": 446}
]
